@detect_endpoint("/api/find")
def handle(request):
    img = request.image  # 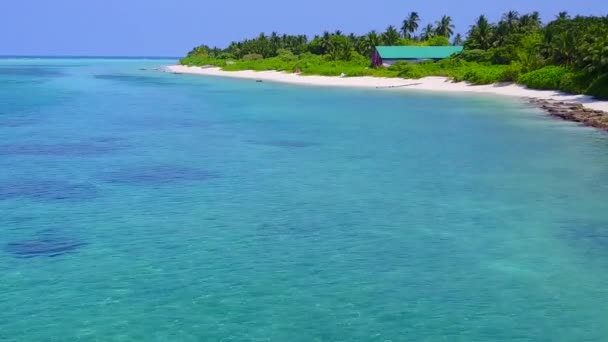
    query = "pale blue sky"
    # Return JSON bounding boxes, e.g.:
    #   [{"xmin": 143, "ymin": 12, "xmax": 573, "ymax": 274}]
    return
[{"xmin": 1, "ymin": 0, "xmax": 606, "ymax": 56}]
